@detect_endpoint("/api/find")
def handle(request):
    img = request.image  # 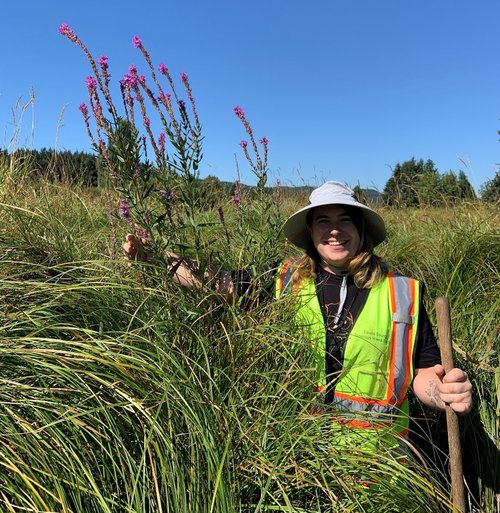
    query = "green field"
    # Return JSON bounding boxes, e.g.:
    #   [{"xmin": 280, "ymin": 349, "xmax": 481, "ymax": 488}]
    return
[{"xmin": 0, "ymin": 171, "xmax": 497, "ymax": 512}]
